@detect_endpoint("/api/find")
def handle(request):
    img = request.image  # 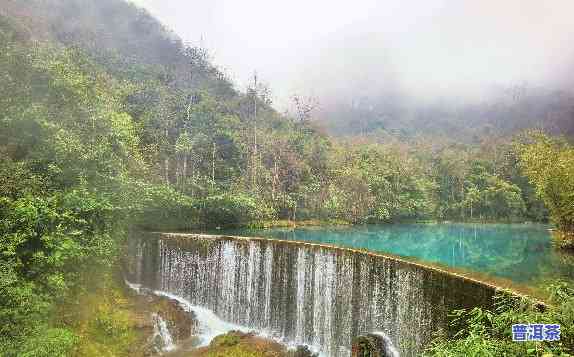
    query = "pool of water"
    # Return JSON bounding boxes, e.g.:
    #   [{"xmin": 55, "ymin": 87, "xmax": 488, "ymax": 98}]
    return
[{"xmin": 215, "ymin": 223, "xmax": 573, "ymax": 284}]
